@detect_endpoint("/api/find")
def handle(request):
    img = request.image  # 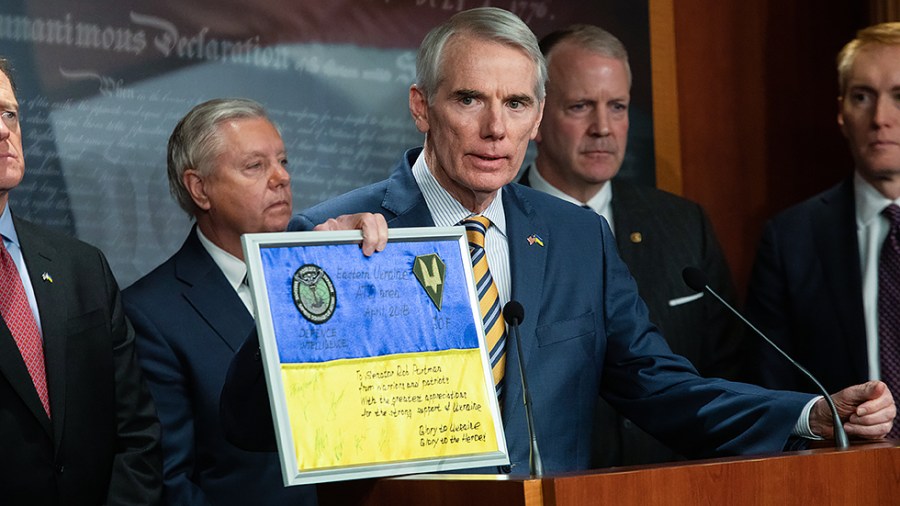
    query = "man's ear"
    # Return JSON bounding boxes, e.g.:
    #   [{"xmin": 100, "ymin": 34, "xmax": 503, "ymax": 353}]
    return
[
  {"xmin": 530, "ymin": 100, "xmax": 545, "ymax": 141},
  {"xmin": 409, "ymin": 84, "xmax": 430, "ymax": 134},
  {"xmin": 183, "ymin": 169, "xmax": 211, "ymax": 211},
  {"xmin": 837, "ymin": 96, "xmax": 848, "ymax": 138}
]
